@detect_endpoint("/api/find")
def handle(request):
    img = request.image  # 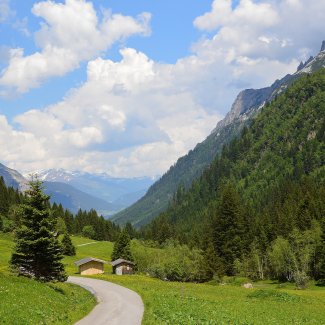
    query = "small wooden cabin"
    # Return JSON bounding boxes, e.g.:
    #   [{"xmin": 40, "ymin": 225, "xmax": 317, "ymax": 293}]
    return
[
  {"xmin": 74, "ymin": 257, "xmax": 107, "ymax": 275},
  {"xmin": 111, "ymin": 258, "xmax": 135, "ymax": 275}
]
